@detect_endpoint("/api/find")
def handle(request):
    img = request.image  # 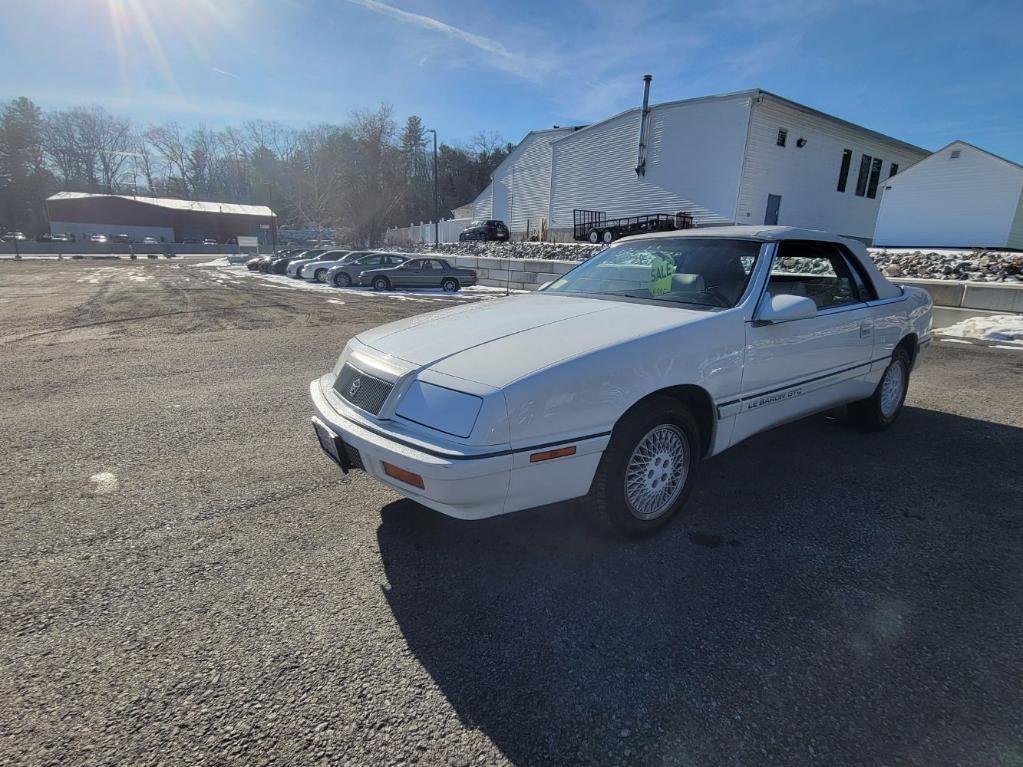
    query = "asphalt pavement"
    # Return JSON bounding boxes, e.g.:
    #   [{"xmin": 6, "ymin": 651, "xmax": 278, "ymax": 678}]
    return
[{"xmin": 1, "ymin": 259, "xmax": 1021, "ymax": 766}]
